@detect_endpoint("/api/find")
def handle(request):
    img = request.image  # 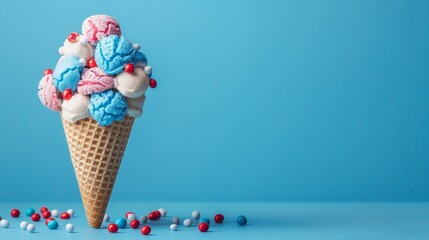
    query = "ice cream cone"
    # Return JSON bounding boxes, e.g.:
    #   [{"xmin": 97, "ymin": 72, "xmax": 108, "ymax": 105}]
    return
[{"xmin": 61, "ymin": 115, "xmax": 135, "ymax": 228}]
